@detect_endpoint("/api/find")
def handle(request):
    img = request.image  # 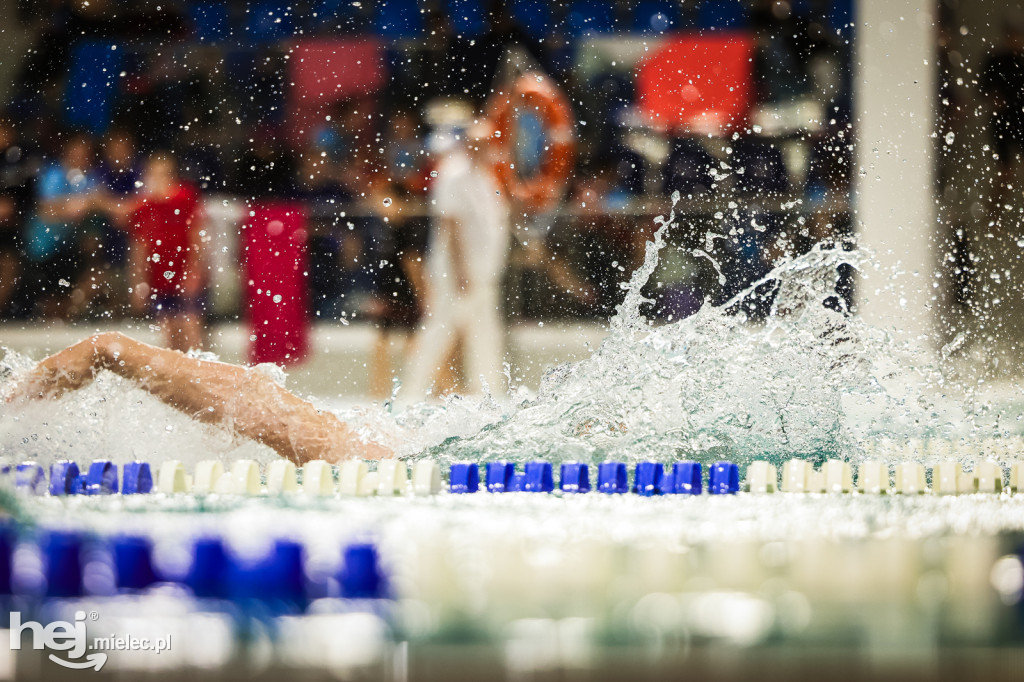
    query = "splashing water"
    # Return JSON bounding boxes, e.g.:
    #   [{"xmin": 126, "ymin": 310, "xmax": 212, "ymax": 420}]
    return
[
  {"xmin": 402, "ymin": 195, "xmax": 991, "ymax": 469},
  {"xmin": 0, "ymin": 195, "xmax": 1014, "ymax": 472}
]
